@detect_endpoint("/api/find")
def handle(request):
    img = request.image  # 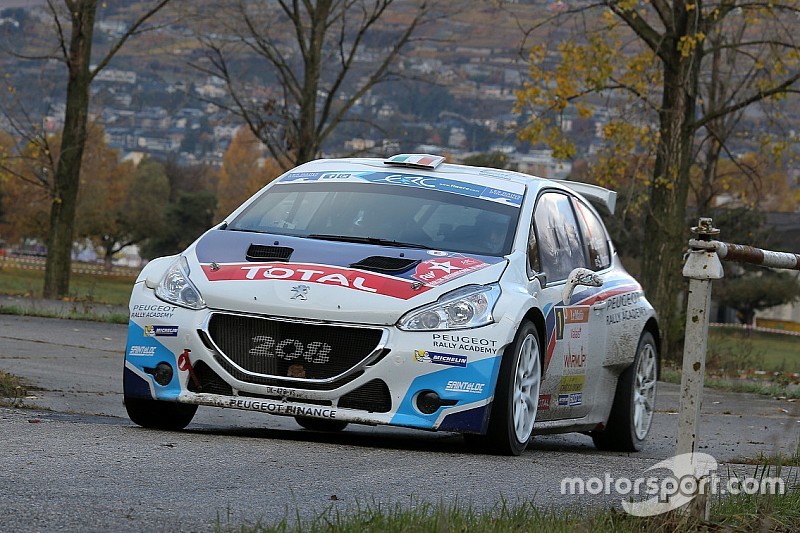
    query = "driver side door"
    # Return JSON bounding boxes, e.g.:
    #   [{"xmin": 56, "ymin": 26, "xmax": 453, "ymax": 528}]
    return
[{"xmin": 527, "ymin": 191, "xmax": 608, "ymax": 420}]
